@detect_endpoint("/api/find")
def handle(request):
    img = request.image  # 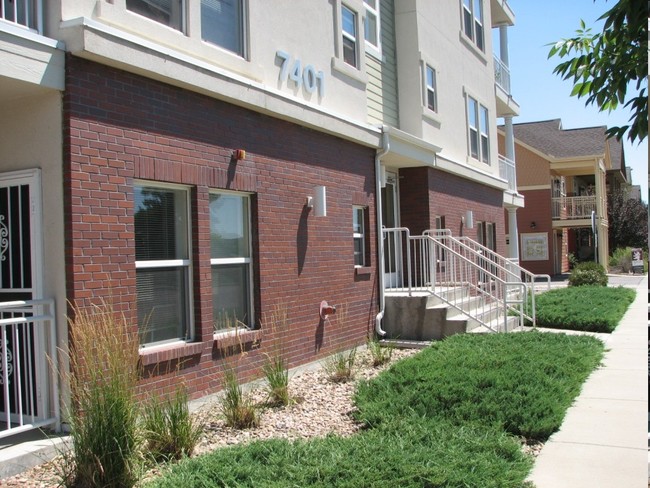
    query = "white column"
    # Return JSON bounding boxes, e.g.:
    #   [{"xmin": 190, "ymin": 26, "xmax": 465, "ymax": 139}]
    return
[
  {"xmin": 504, "ymin": 115, "xmax": 515, "ymax": 162},
  {"xmin": 507, "ymin": 207, "xmax": 519, "ymax": 261},
  {"xmin": 499, "ymin": 25, "xmax": 510, "ymax": 68}
]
